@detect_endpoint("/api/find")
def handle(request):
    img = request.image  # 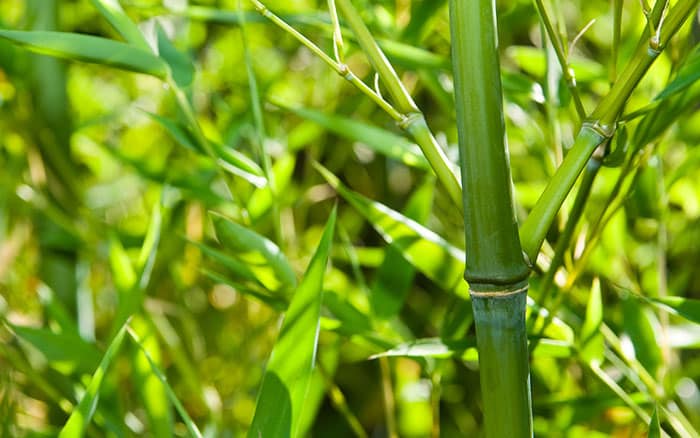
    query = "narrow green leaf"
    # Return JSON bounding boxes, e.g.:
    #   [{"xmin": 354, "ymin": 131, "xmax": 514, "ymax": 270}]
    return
[
  {"xmin": 248, "ymin": 207, "xmax": 336, "ymax": 438},
  {"xmin": 0, "ymin": 30, "xmax": 169, "ymax": 78},
  {"xmin": 212, "ymin": 214, "xmax": 297, "ymax": 293},
  {"xmin": 156, "ymin": 24, "xmax": 194, "ymax": 88},
  {"xmin": 623, "ymin": 298, "xmax": 663, "ymax": 376},
  {"xmin": 655, "ymin": 44, "xmax": 700, "ymax": 100},
  {"xmin": 275, "ymin": 100, "xmax": 429, "ymax": 170},
  {"xmin": 129, "ymin": 327, "xmax": 203, "ymax": 438},
  {"xmin": 647, "ymin": 296, "xmax": 700, "ymax": 324},
  {"xmin": 371, "ymin": 179, "xmax": 434, "ymax": 319},
  {"xmin": 10, "ymin": 325, "xmax": 101, "ymax": 375},
  {"xmin": 108, "ymin": 234, "xmax": 136, "ymax": 293},
  {"xmin": 89, "ymin": 0, "xmax": 150, "ymax": 50},
  {"xmin": 58, "ymin": 323, "xmax": 129, "ymax": 438},
  {"xmin": 248, "ymin": 154, "xmax": 296, "ymax": 220},
  {"xmin": 130, "ymin": 317, "xmax": 173, "ymax": 437},
  {"xmin": 202, "ymin": 269, "xmax": 288, "ymax": 311},
  {"xmin": 315, "ymin": 163, "xmax": 467, "ymax": 296},
  {"xmin": 580, "ymin": 279, "xmax": 605, "ymax": 365},
  {"xmin": 649, "ymin": 406, "xmax": 661, "ymax": 438}
]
